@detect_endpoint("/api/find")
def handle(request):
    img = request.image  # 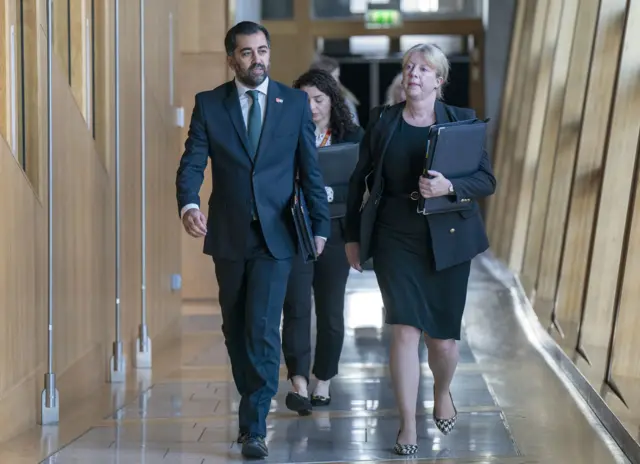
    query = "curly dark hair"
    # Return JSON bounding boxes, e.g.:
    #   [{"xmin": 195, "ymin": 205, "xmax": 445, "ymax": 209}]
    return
[{"xmin": 292, "ymin": 69, "xmax": 357, "ymax": 142}]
